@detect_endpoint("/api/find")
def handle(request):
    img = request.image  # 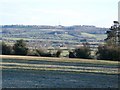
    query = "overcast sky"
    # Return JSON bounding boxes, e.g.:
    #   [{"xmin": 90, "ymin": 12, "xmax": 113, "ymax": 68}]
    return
[{"xmin": 0, "ymin": 0, "xmax": 119, "ymax": 28}]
